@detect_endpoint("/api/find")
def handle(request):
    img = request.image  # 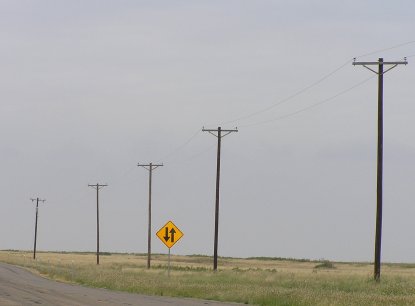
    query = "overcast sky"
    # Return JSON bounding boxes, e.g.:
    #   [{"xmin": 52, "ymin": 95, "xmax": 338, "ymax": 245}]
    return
[{"xmin": 1, "ymin": 1, "xmax": 415, "ymax": 263}]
